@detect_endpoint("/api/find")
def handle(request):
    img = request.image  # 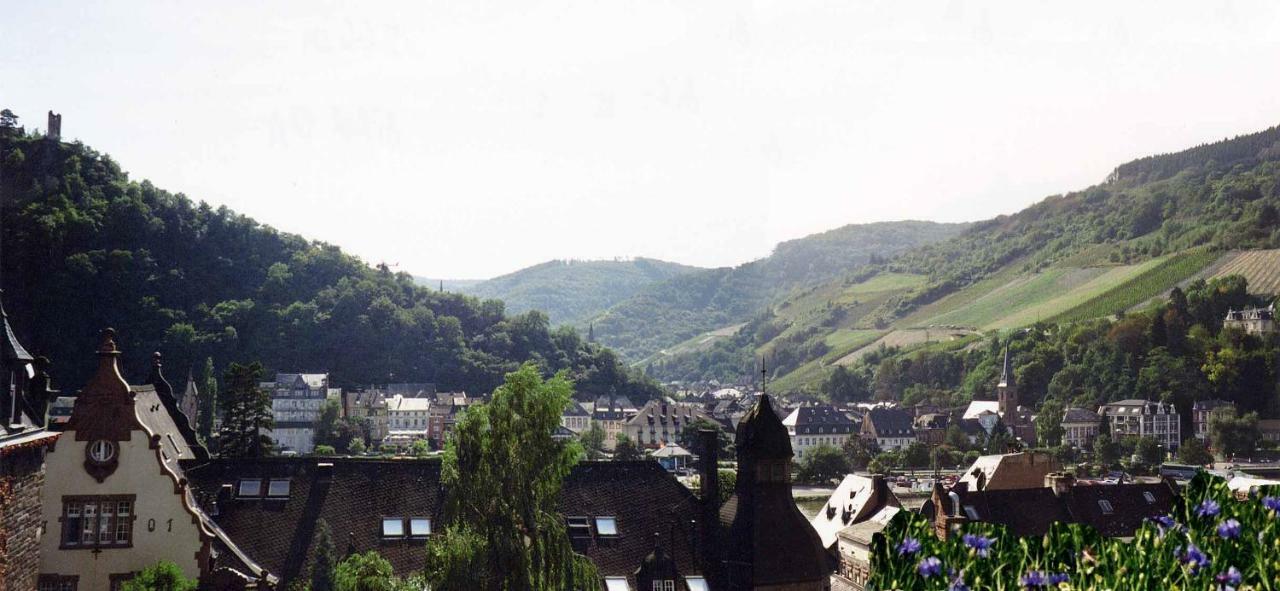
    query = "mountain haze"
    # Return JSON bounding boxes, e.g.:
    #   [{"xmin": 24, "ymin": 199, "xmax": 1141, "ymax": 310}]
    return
[
  {"xmin": 458, "ymin": 258, "xmax": 700, "ymax": 326},
  {"xmin": 589, "ymin": 220, "xmax": 971, "ymax": 361}
]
